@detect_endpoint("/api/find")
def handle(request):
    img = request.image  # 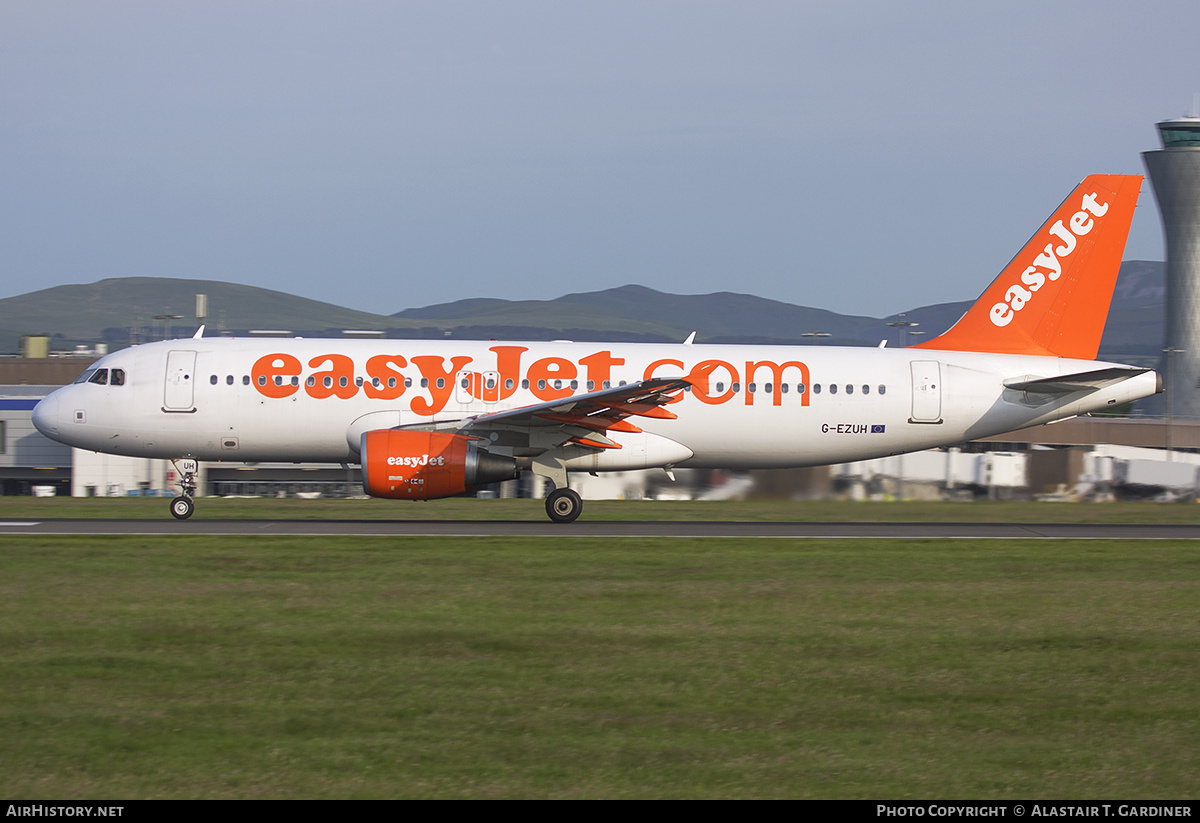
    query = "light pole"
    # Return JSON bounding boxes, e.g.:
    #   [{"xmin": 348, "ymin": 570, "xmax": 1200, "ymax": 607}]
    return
[
  {"xmin": 887, "ymin": 317, "xmax": 922, "ymax": 500},
  {"xmin": 154, "ymin": 314, "xmax": 183, "ymax": 342},
  {"xmin": 888, "ymin": 314, "xmax": 920, "ymax": 348}
]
